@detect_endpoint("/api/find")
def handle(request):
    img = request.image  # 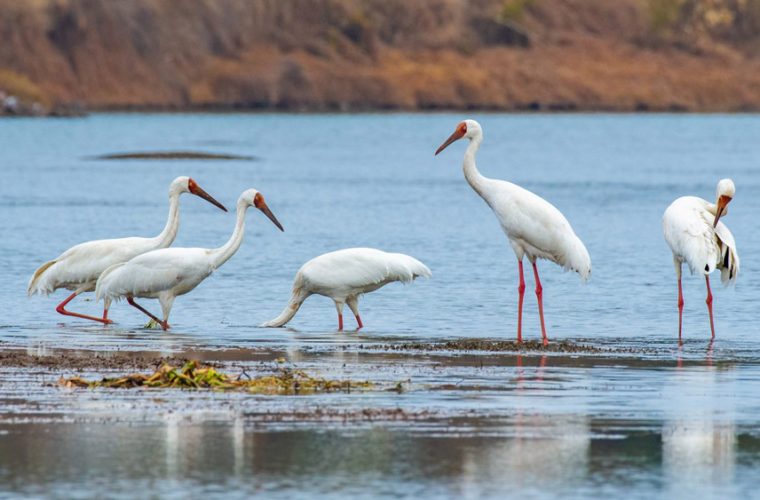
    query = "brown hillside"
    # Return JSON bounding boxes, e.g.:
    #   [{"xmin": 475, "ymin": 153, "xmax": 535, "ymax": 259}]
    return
[{"xmin": 1, "ymin": 0, "xmax": 760, "ymax": 112}]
